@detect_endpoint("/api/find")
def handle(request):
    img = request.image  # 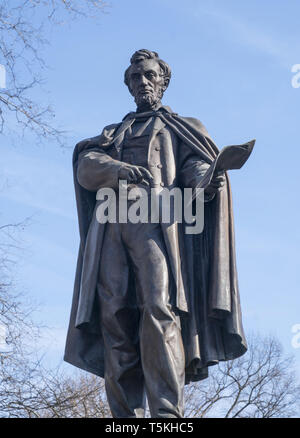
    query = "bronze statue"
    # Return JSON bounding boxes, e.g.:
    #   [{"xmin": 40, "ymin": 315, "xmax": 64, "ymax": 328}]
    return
[{"xmin": 64, "ymin": 49, "xmax": 255, "ymax": 418}]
